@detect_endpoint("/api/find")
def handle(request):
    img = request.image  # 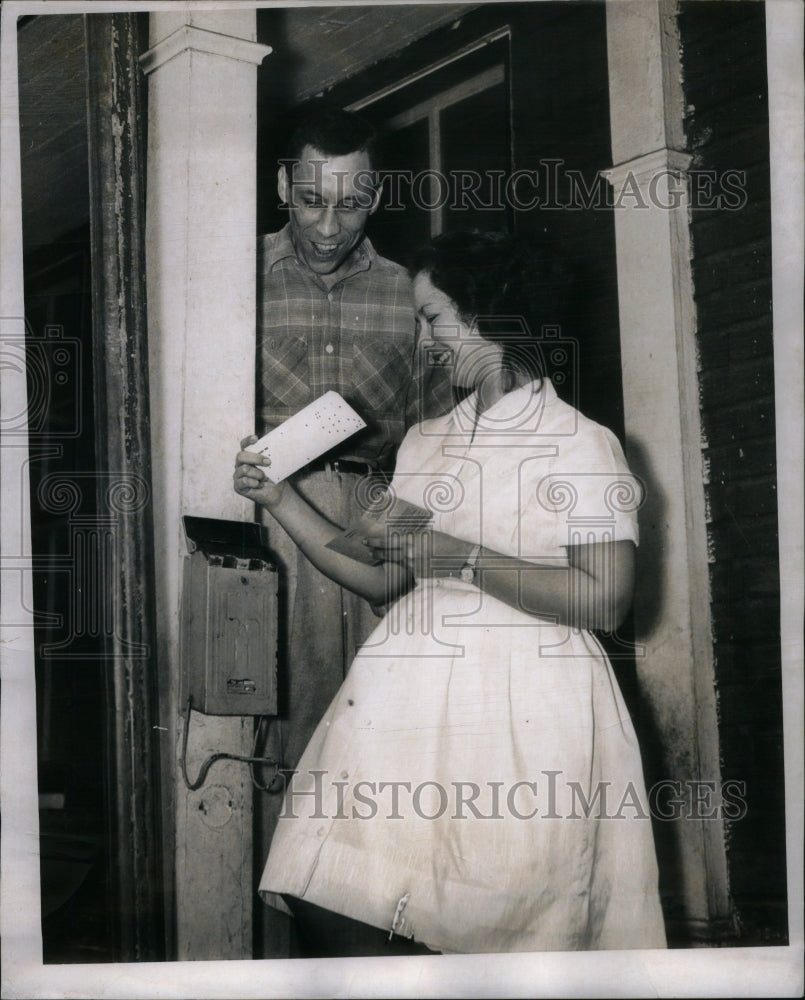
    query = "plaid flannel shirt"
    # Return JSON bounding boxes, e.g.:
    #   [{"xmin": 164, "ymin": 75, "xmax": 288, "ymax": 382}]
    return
[{"xmin": 257, "ymin": 225, "xmax": 453, "ymax": 469}]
